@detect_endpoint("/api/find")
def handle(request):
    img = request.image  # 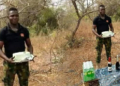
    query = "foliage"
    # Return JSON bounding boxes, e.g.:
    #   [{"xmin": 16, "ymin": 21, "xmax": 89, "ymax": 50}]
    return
[
  {"xmin": 28, "ymin": 8, "xmax": 58, "ymax": 35},
  {"xmin": 111, "ymin": 7, "xmax": 120, "ymax": 21}
]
